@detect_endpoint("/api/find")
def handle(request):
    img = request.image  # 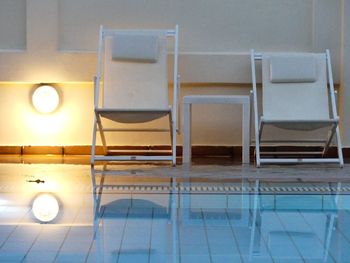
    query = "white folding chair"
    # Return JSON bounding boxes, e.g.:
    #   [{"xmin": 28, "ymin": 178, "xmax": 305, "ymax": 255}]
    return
[
  {"xmin": 91, "ymin": 25, "xmax": 180, "ymax": 166},
  {"xmin": 251, "ymin": 49, "xmax": 343, "ymax": 167}
]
